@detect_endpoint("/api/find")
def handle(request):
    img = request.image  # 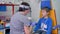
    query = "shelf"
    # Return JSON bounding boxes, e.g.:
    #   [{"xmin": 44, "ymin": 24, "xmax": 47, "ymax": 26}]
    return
[
  {"xmin": 0, "ymin": 4, "xmax": 19, "ymax": 15},
  {"xmin": 0, "ymin": 4, "xmax": 19, "ymax": 6}
]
